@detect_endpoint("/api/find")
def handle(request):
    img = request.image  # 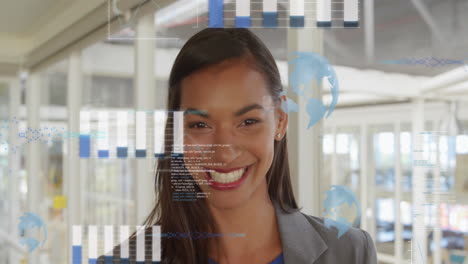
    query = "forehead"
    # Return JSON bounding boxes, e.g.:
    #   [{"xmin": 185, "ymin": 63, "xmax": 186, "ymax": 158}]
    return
[{"xmin": 180, "ymin": 60, "xmax": 273, "ymax": 110}]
